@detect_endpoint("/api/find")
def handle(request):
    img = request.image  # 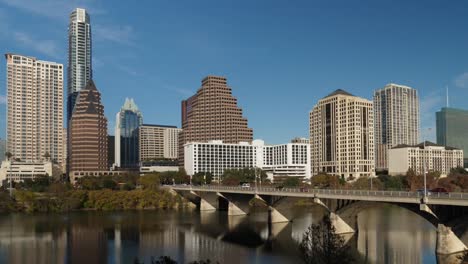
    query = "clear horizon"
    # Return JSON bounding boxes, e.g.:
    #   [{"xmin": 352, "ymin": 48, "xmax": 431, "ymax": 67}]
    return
[{"xmin": 1, "ymin": 0, "xmax": 468, "ymax": 143}]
